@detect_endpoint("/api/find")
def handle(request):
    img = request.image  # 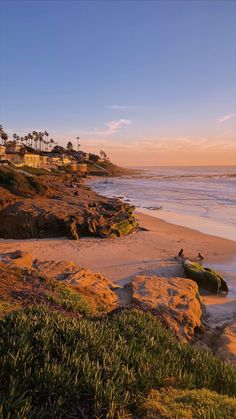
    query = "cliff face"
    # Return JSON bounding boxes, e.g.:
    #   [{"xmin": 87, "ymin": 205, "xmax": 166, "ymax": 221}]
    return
[{"xmin": 0, "ymin": 168, "xmax": 138, "ymax": 239}]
